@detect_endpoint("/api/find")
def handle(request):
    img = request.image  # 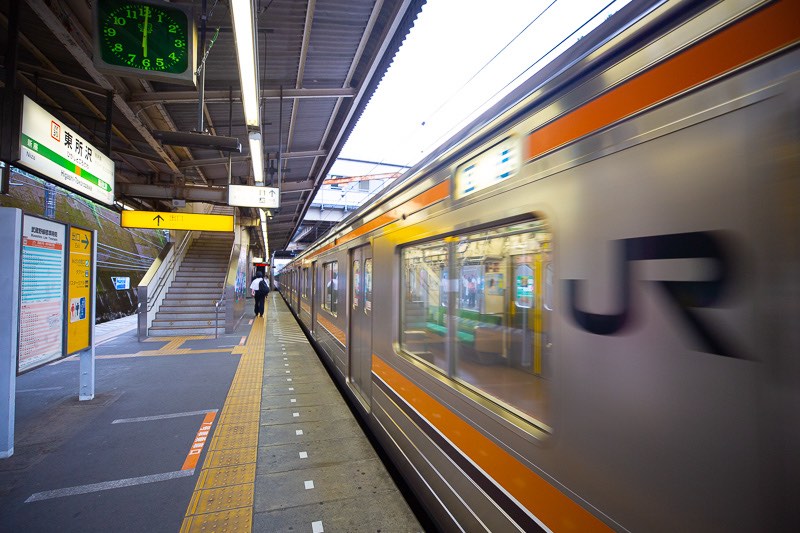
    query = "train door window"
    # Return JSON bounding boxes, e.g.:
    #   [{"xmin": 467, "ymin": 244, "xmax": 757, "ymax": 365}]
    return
[
  {"xmin": 352, "ymin": 260, "xmax": 361, "ymax": 310},
  {"xmin": 365, "ymin": 258, "xmax": 373, "ymax": 312},
  {"xmin": 323, "ymin": 261, "xmax": 338, "ymax": 315},
  {"xmin": 400, "ymin": 240, "xmax": 448, "ymax": 373},
  {"xmin": 302, "ymin": 268, "xmax": 309, "ymax": 298}
]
